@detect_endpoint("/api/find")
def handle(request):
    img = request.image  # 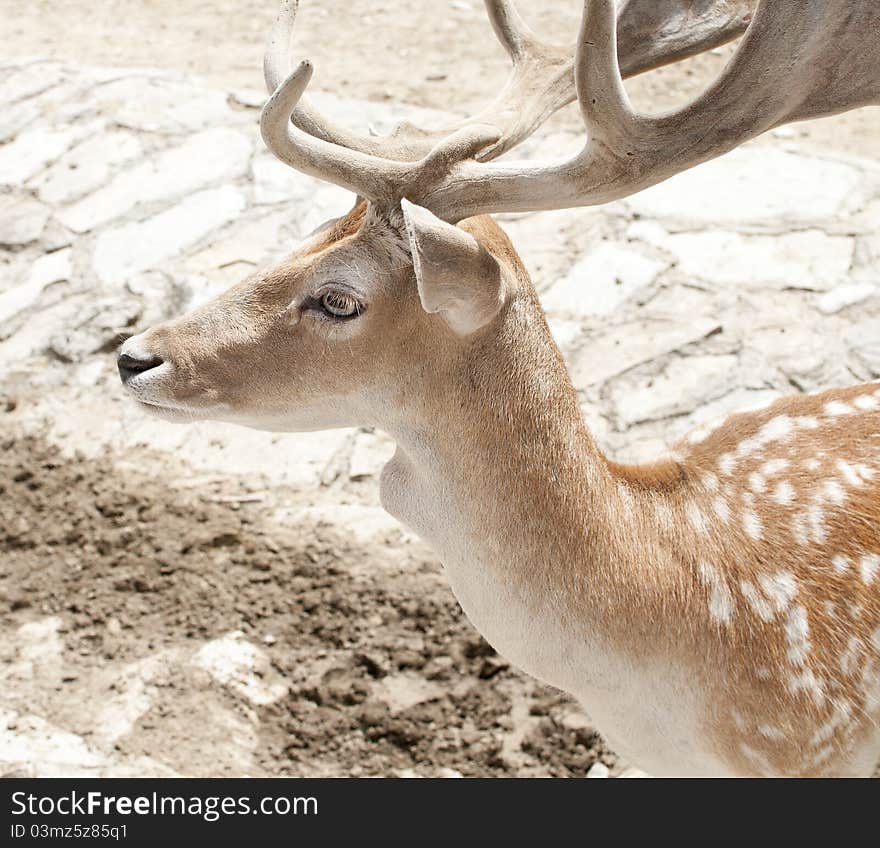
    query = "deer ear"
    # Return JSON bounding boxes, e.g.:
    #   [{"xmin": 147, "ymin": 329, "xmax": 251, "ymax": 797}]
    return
[{"xmin": 400, "ymin": 199, "xmax": 505, "ymax": 335}]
